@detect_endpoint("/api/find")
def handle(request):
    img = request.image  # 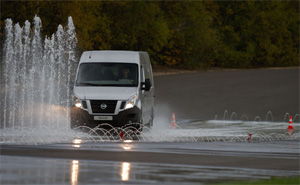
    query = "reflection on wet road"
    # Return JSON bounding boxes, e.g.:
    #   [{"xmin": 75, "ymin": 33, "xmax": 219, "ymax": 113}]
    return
[
  {"xmin": 121, "ymin": 162, "xmax": 130, "ymax": 181},
  {"xmin": 71, "ymin": 160, "xmax": 79, "ymax": 185},
  {"xmin": 1, "ymin": 155, "xmax": 298, "ymax": 185}
]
